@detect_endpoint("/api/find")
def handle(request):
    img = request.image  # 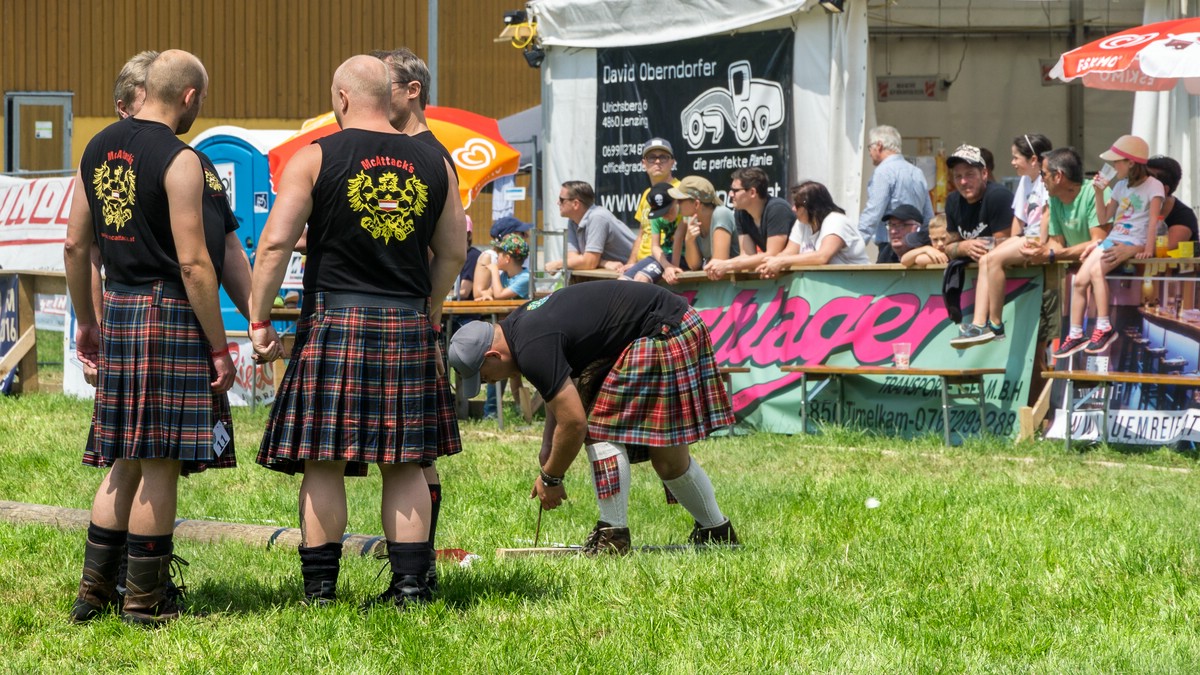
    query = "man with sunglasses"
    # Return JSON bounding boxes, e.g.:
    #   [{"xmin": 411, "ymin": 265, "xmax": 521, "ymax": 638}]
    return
[{"xmin": 545, "ymin": 181, "xmax": 635, "ymax": 273}]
